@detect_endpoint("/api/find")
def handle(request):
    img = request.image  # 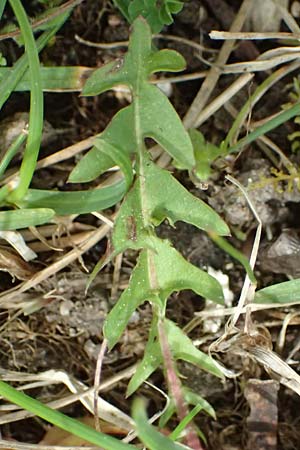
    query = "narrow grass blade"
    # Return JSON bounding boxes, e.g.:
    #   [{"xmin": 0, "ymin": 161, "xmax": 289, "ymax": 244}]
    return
[
  {"xmin": 254, "ymin": 279, "xmax": 300, "ymax": 304},
  {"xmin": 8, "ymin": 0, "xmax": 43, "ymax": 202},
  {"xmin": 0, "ymin": 27, "xmax": 60, "ymax": 111},
  {"xmin": 228, "ymin": 102, "xmax": 300, "ymax": 154},
  {"xmin": 169, "ymin": 404, "xmax": 202, "ymax": 441},
  {"xmin": 208, "ymin": 231, "xmax": 256, "ymax": 283},
  {"xmin": 132, "ymin": 397, "xmax": 187, "ymax": 450},
  {"xmin": 19, "ymin": 180, "xmax": 126, "ymax": 215},
  {"xmin": 0, "ymin": 66, "xmax": 93, "ymax": 92},
  {"xmin": 0, "ymin": 208, "xmax": 54, "ymax": 230},
  {"xmin": 0, "ymin": 131, "xmax": 27, "ymax": 178},
  {"xmin": 0, "ymin": 380, "xmax": 135, "ymax": 450}
]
